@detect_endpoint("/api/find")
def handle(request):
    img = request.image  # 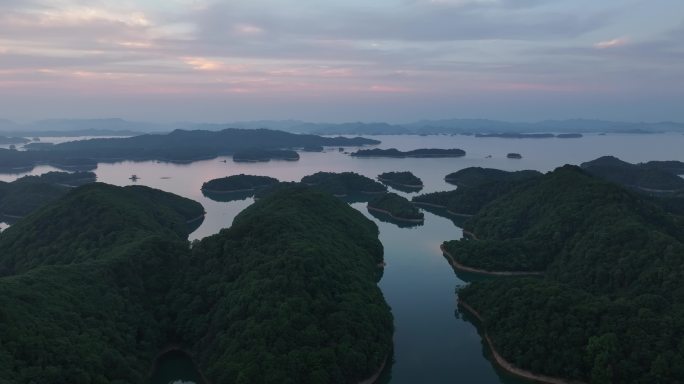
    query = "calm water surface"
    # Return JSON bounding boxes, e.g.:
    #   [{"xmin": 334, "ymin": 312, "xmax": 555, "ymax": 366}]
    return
[{"xmin": 2, "ymin": 133, "xmax": 684, "ymax": 383}]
